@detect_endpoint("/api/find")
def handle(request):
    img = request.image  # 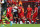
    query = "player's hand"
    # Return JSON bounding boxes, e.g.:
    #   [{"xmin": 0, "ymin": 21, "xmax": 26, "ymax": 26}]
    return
[
  {"xmin": 36, "ymin": 18, "xmax": 39, "ymax": 20},
  {"xmin": 37, "ymin": 19, "xmax": 39, "ymax": 20}
]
